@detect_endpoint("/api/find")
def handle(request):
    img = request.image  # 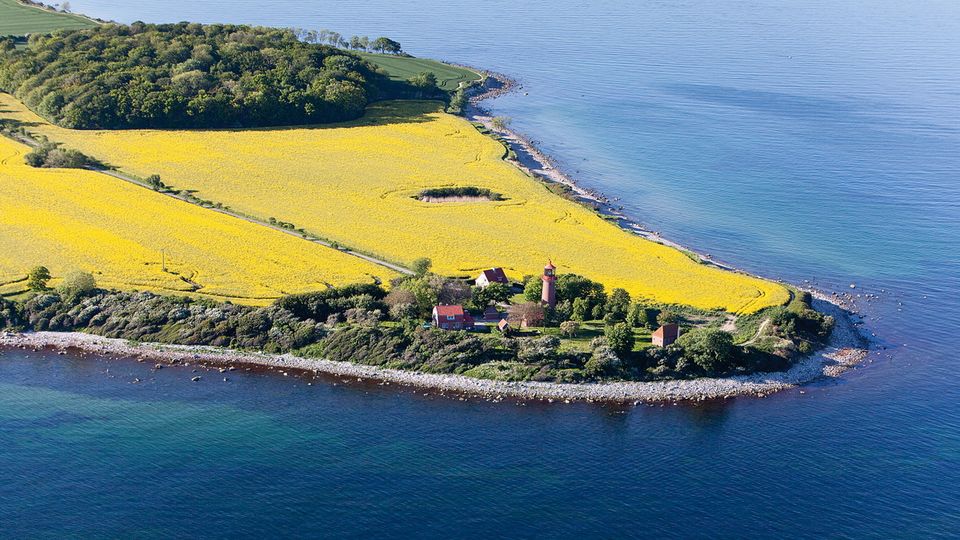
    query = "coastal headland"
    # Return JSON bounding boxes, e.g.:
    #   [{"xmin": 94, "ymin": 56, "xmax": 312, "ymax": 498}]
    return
[
  {"xmin": 0, "ymin": 10, "xmax": 870, "ymax": 398},
  {"xmin": 0, "ymin": 295, "xmax": 868, "ymax": 403}
]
